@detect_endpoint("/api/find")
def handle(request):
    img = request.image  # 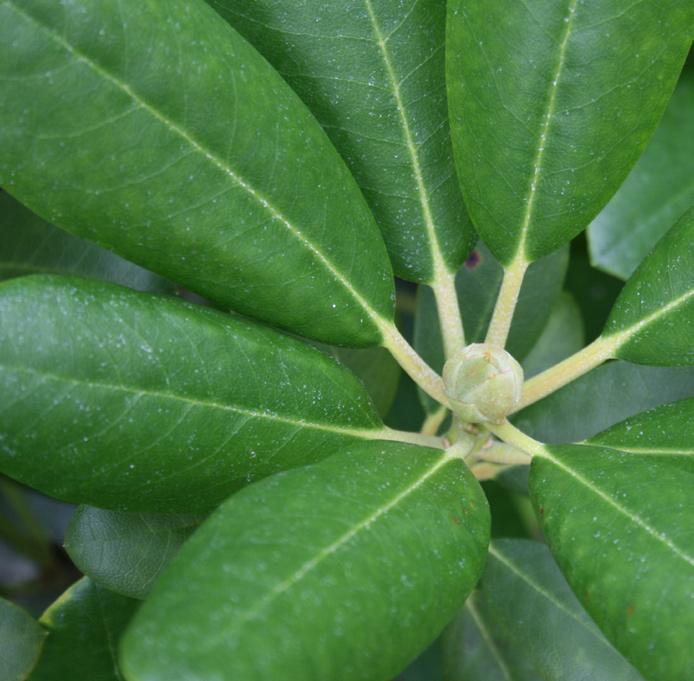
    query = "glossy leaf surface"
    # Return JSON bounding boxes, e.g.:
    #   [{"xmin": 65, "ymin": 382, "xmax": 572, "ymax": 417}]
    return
[
  {"xmin": 121, "ymin": 442, "xmax": 490, "ymax": 681},
  {"xmin": 603, "ymin": 208, "xmax": 694, "ymax": 365},
  {"xmin": 588, "ymin": 398, "xmax": 694, "ymax": 456},
  {"xmin": 444, "ymin": 539, "xmax": 643, "ymax": 681},
  {"xmin": 531, "ymin": 444, "xmax": 694, "ymax": 681},
  {"xmin": 30, "ymin": 578, "xmax": 138, "ymax": 681},
  {"xmin": 65, "ymin": 507, "xmax": 201, "ymax": 600},
  {"xmin": 589, "ymin": 70, "xmax": 694, "ymax": 279},
  {"xmin": 522, "ymin": 292, "xmax": 584, "ymax": 378},
  {"xmin": 0, "ymin": 276, "xmax": 388, "ymax": 512},
  {"xmin": 415, "ymin": 244, "xmax": 567, "ymax": 410},
  {"xmin": 447, "ymin": 0, "xmax": 692, "ymax": 264},
  {"xmin": 0, "ymin": 192, "xmax": 171, "ymax": 292},
  {"xmin": 0, "ymin": 598, "xmax": 44, "ymax": 681},
  {"xmin": 212, "ymin": 0, "xmax": 472, "ymax": 283},
  {"xmin": 515, "ymin": 361, "xmax": 694, "ymax": 443},
  {"xmin": 0, "ymin": 0, "xmax": 394, "ymax": 345}
]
